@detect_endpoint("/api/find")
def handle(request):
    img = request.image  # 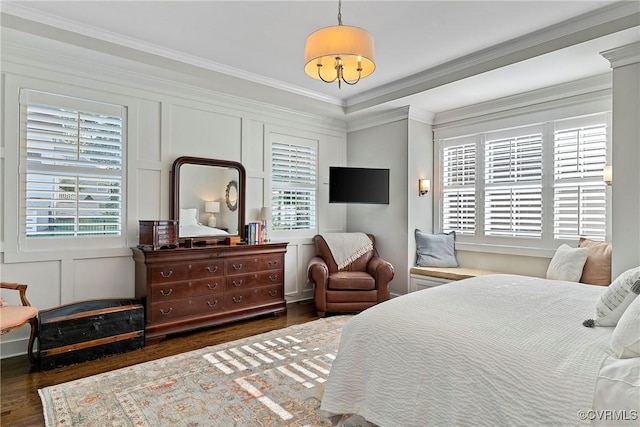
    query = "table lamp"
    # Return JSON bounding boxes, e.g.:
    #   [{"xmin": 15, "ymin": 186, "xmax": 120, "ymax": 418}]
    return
[{"xmin": 205, "ymin": 201, "xmax": 220, "ymax": 228}]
